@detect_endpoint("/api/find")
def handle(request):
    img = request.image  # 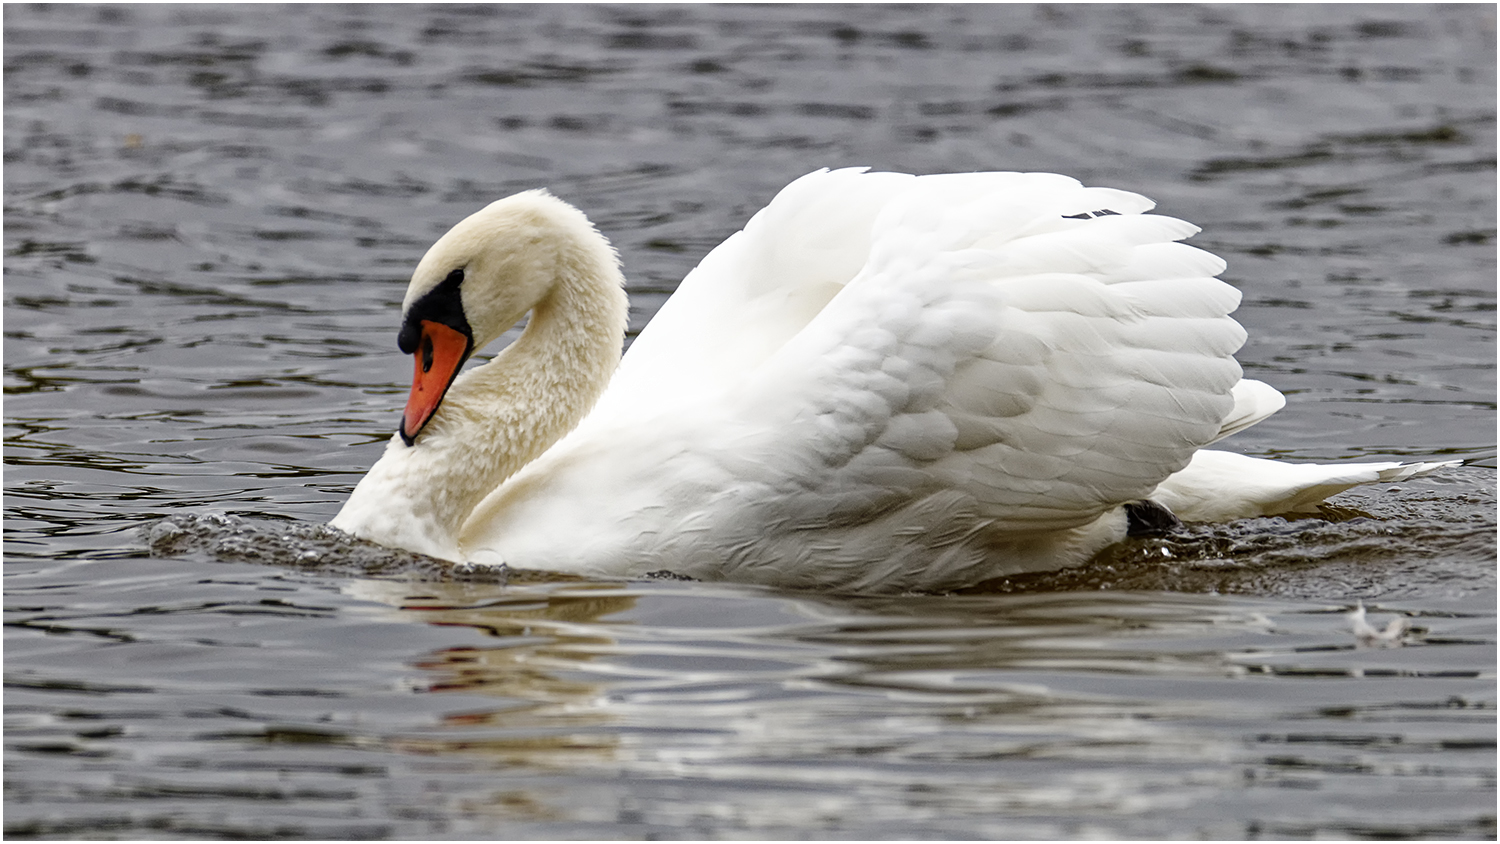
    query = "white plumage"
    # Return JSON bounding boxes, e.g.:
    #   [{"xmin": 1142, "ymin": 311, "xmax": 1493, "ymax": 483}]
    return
[{"xmin": 331, "ymin": 168, "xmax": 1453, "ymax": 592}]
